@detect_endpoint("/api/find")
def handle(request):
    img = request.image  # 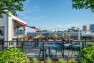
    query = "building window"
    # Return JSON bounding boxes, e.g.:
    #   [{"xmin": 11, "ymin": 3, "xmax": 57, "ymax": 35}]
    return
[
  {"xmin": 0, "ymin": 30, "xmax": 4, "ymax": 36},
  {"xmin": 16, "ymin": 27, "xmax": 24, "ymax": 35},
  {"xmin": 9, "ymin": 42, "xmax": 14, "ymax": 45}
]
